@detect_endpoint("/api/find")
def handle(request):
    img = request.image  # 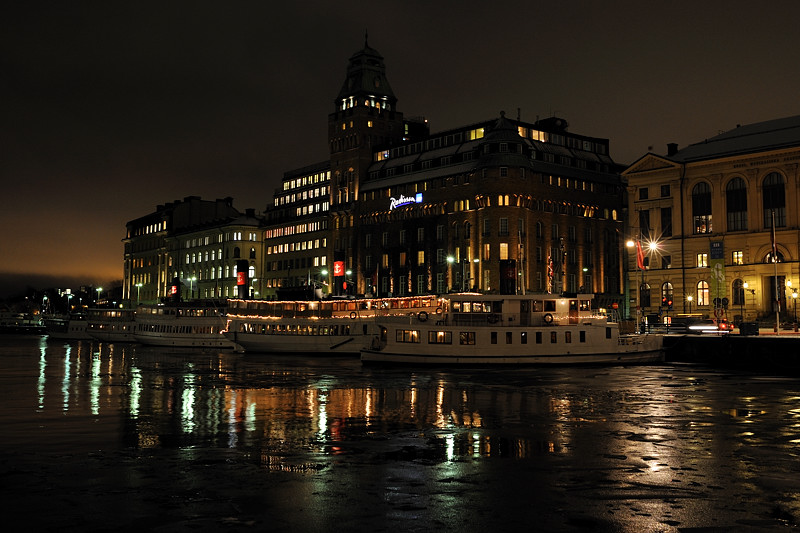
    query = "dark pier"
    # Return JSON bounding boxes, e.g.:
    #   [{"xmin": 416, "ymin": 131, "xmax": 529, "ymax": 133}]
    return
[{"xmin": 665, "ymin": 331, "xmax": 800, "ymax": 375}]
